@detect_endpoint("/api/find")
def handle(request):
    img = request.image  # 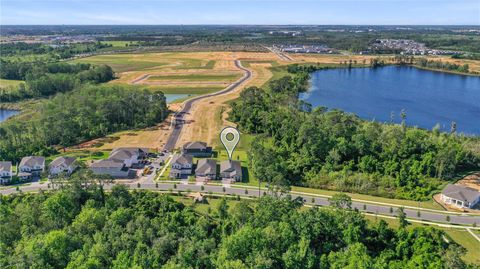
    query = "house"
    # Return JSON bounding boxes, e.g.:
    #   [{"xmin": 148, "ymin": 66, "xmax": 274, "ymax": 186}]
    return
[
  {"xmin": 195, "ymin": 159, "xmax": 217, "ymax": 182},
  {"xmin": 169, "ymin": 154, "xmax": 193, "ymax": 179},
  {"xmin": 49, "ymin": 156, "xmax": 78, "ymax": 177},
  {"xmin": 90, "ymin": 159, "xmax": 134, "ymax": 178},
  {"xmin": 441, "ymin": 184, "xmax": 480, "ymax": 209},
  {"xmin": 0, "ymin": 161, "xmax": 13, "ymax": 185},
  {"xmin": 109, "ymin": 147, "xmax": 149, "ymax": 168},
  {"xmin": 18, "ymin": 156, "xmax": 45, "ymax": 180},
  {"xmin": 182, "ymin": 141, "xmax": 212, "ymax": 157},
  {"xmin": 220, "ymin": 160, "xmax": 242, "ymax": 182}
]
